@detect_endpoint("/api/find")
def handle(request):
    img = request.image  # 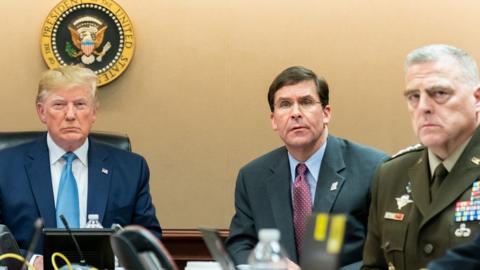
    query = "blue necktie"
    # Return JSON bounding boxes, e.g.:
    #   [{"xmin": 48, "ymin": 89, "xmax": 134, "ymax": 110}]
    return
[{"xmin": 56, "ymin": 152, "xmax": 80, "ymax": 228}]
